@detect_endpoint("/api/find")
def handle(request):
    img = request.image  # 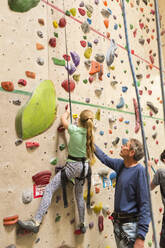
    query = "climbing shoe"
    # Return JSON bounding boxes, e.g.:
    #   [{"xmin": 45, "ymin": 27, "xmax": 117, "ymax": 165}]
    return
[{"xmin": 17, "ymin": 219, "xmax": 40, "ymax": 233}]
